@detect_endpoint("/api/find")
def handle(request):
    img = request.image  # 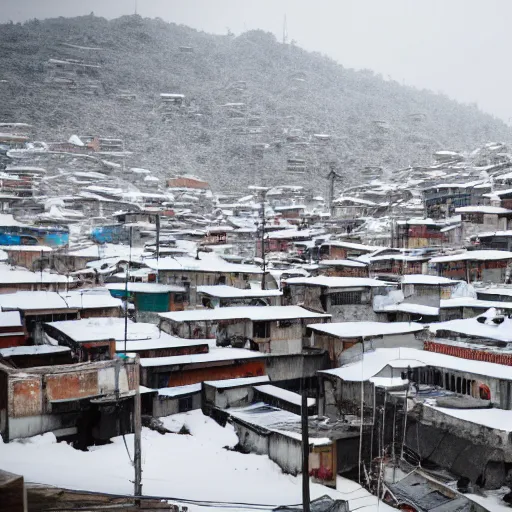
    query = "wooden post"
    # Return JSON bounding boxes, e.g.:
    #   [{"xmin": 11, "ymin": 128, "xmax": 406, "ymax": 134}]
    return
[
  {"xmin": 301, "ymin": 369, "xmax": 310, "ymax": 512},
  {"xmin": 133, "ymin": 355, "xmax": 142, "ymax": 497}
]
